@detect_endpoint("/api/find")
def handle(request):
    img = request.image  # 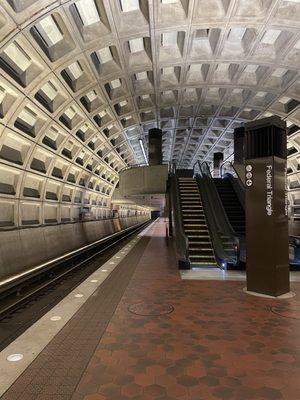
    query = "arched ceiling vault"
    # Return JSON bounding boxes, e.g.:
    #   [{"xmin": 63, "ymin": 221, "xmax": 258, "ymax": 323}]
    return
[{"xmin": 0, "ymin": 0, "xmax": 299, "ymax": 228}]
